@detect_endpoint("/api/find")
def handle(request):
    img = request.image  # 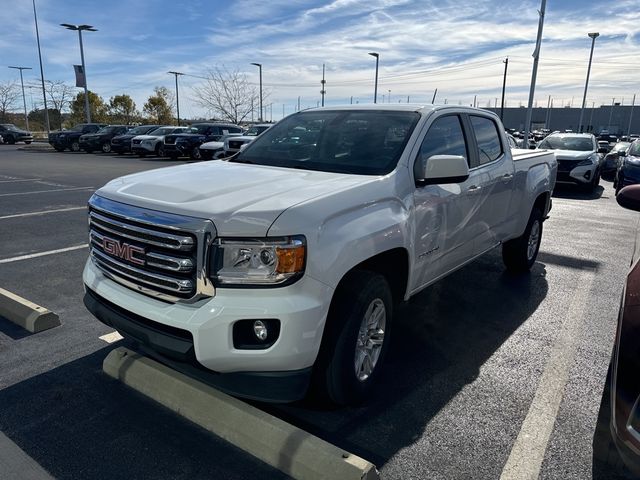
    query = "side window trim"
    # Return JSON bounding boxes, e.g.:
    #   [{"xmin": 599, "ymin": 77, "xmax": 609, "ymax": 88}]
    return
[{"xmin": 467, "ymin": 114, "xmax": 505, "ymax": 170}]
